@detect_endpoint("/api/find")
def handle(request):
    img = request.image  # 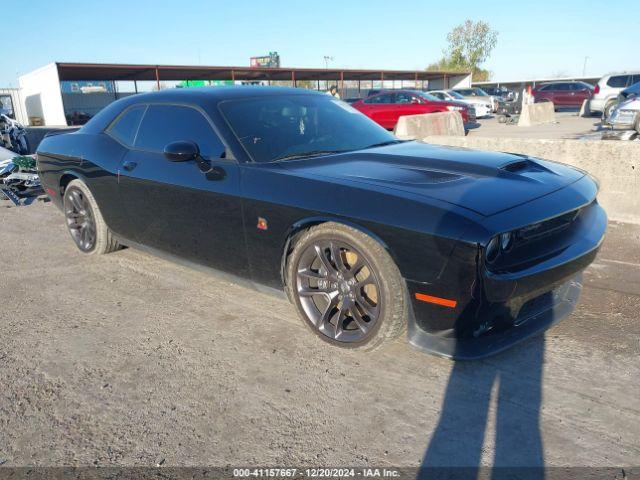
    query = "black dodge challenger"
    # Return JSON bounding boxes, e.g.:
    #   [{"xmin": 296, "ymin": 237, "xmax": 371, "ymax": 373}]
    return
[{"xmin": 37, "ymin": 87, "xmax": 607, "ymax": 359}]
